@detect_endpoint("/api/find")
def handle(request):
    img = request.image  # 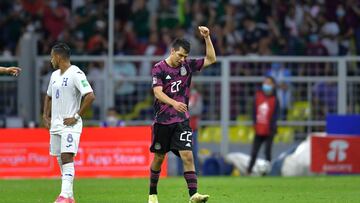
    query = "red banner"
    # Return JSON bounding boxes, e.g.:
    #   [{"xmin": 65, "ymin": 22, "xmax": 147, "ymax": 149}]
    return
[
  {"xmin": 0, "ymin": 127, "xmax": 167, "ymax": 178},
  {"xmin": 311, "ymin": 134, "xmax": 360, "ymax": 173}
]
